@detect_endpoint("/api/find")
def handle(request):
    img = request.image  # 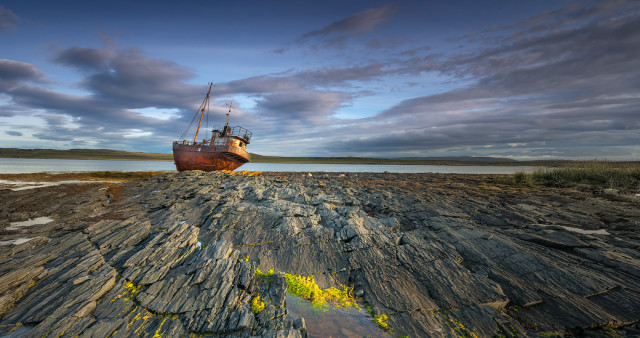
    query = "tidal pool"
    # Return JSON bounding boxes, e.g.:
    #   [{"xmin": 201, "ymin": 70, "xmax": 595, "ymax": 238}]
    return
[
  {"xmin": 285, "ymin": 294, "xmax": 386, "ymax": 337},
  {"xmin": 537, "ymin": 223, "xmax": 610, "ymax": 235},
  {"xmin": 7, "ymin": 216, "xmax": 53, "ymax": 231},
  {"xmin": 0, "ymin": 237, "xmax": 34, "ymax": 246},
  {"xmin": 0, "ymin": 179, "xmax": 118, "ymax": 191}
]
